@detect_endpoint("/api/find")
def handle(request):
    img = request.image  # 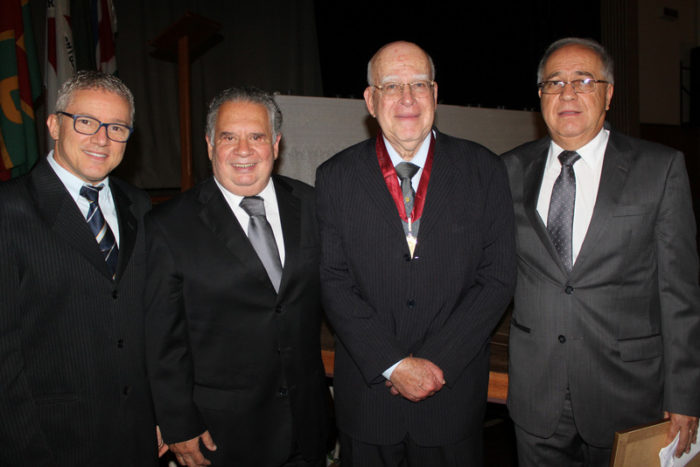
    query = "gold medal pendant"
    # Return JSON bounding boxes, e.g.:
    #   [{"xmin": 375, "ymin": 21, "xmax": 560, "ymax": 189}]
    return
[
  {"xmin": 406, "ymin": 233, "xmax": 417, "ymax": 258},
  {"xmin": 406, "ymin": 216, "xmax": 417, "ymax": 258}
]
